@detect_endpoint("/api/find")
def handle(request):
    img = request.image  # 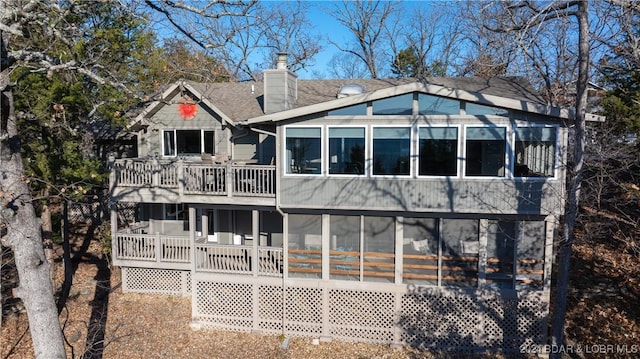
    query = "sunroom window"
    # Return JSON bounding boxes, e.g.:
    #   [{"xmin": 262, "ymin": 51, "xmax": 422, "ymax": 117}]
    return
[
  {"xmin": 372, "ymin": 94, "xmax": 413, "ymax": 115},
  {"xmin": 285, "ymin": 127, "xmax": 321, "ymax": 174},
  {"xmin": 162, "ymin": 129, "xmax": 214, "ymax": 157},
  {"xmin": 419, "ymin": 127, "xmax": 458, "ymax": 176},
  {"xmin": 465, "ymin": 127, "xmax": 506, "ymax": 177},
  {"xmin": 514, "ymin": 127, "xmax": 556, "ymax": 177},
  {"xmin": 372, "ymin": 127, "xmax": 411, "ymax": 175},
  {"xmin": 328, "ymin": 127, "xmax": 365, "ymax": 175},
  {"xmin": 418, "ymin": 94, "xmax": 459, "ymax": 115},
  {"xmin": 327, "ymin": 103, "xmax": 367, "ymax": 116}
]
